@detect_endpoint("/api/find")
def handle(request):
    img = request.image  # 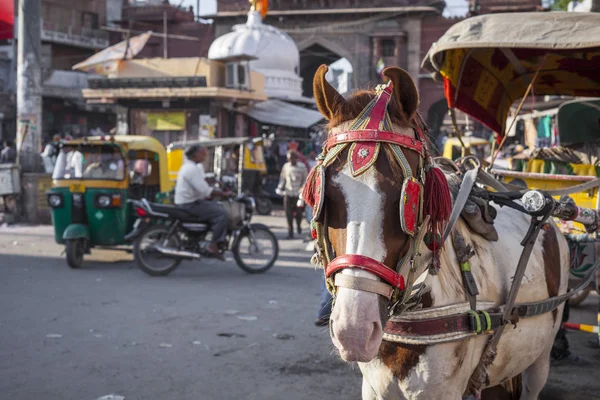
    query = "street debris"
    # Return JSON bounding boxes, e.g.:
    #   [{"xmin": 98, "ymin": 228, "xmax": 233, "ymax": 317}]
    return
[
  {"xmin": 213, "ymin": 343, "xmax": 257, "ymax": 357},
  {"xmin": 96, "ymin": 395, "xmax": 125, "ymax": 400},
  {"xmin": 217, "ymin": 332, "xmax": 246, "ymax": 338},
  {"xmin": 223, "ymin": 309, "xmax": 239, "ymax": 316},
  {"xmin": 159, "ymin": 343, "xmax": 173, "ymax": 348},
  {"xmin": 272, "ymin": 333, "xmax": 295, "ymax": 340},
  {"xmin": 269, "ymin": 300, "xmax": 278, "ymax": 305},
  {"xmin": 45, "ymin": 334, "xmax": 62, "ymax": 338},
  {"xmin": 237, "ymin": 315, "xmax": 258, "ymax": 321}
]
